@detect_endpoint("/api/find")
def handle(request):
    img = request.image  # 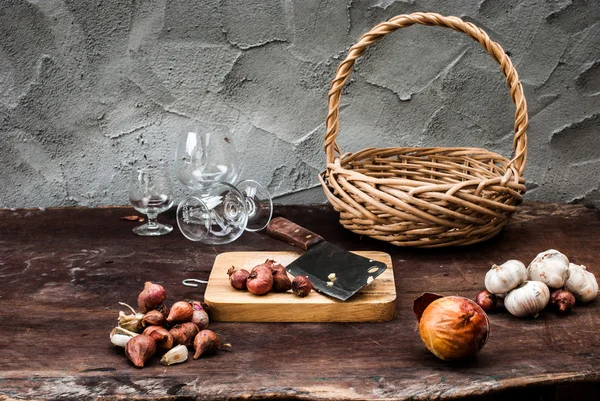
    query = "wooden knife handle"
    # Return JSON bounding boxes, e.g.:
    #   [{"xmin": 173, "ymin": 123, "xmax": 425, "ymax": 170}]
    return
[{"xmin": 266, "ymin": 217, "xmax": 324, "ymax": 250}]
